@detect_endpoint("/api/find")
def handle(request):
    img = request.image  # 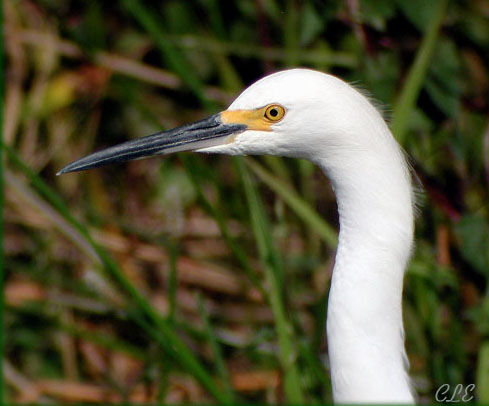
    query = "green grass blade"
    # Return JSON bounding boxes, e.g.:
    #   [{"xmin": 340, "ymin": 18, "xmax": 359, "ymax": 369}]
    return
[
  {"xmin": 203, "ymin": 1, "xmax": 243, "ymax": 93},
  {"xmin": 163, "ymin": 35, "xmax": 357, "ymax": 68},
  {"xmin": 298, "ymin": 338, "xmax": 331, "ymax": 396},
  {"xmin": 284, "ymin": 0, "xmax": 299, "ymax": 66},
  {"xmin": 124, "ymin": 305, "xmax": 233, "ymax": 404},
  {"xmin": 0, "ymin": 1, "xmax": 5, "ymax": 402},
  {"xmin": 5, "ymin": 170, "xmax": 100, "ymax": 263},
  {"xmin": 264, "ymin": 156, "xmax": 292, "ymax": 183},
  {"xmin": 197, "ymin": 293, "xmax": 236, "ymax": 402},
  {"xmin": 167, "ymin": 241, "xmax": 179, "ymax": 323},
  {"xmin": 477, "ymin": 341, "xmax": 489, "ymax": 402},
  {"xmin": 180, "ymin": 155, "xmax": 265, "ymax": 297},
  {"xmin": 244, "ymin": 157, "xmax": 338, "ymax": 248},
  {"xmin": 235, "ymin": 157, "xmax": 304, "ymax": 404},
  {"xmin": 121, "ymin": 0, "xmax": 215, "ymax": 110},
  {"xmin": 3, "ymin": 144, "xmax": 230, "ymax": 403},
  {"xmin": 205, "ymin": 0, "xmax": 226, "ymax": 39},
  {"xmin": 391, "ymin": 0, "xmax": 449, "ymax": 144}
]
